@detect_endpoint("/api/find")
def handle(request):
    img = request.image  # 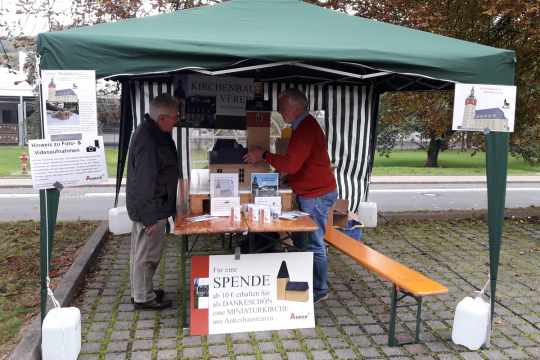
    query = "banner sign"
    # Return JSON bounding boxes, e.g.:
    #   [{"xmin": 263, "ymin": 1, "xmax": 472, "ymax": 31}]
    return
[
  {"xmin": 173, "ymin": 75, "xmax": 254, "ymax": 129},
  {"xmin": 28, "ymin": 136, "xmax": 108, "ymax": 190},
  {"xmin": 453, "ymin": 83, "xmax": 516, "ymax": 132},
  {"xmin": 41, "ymin": 70, "xmax": 98, "ymax": 140},
  {"xmin": 191, "ymin": 252, "xmax": 314, "ymax": 335}
]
